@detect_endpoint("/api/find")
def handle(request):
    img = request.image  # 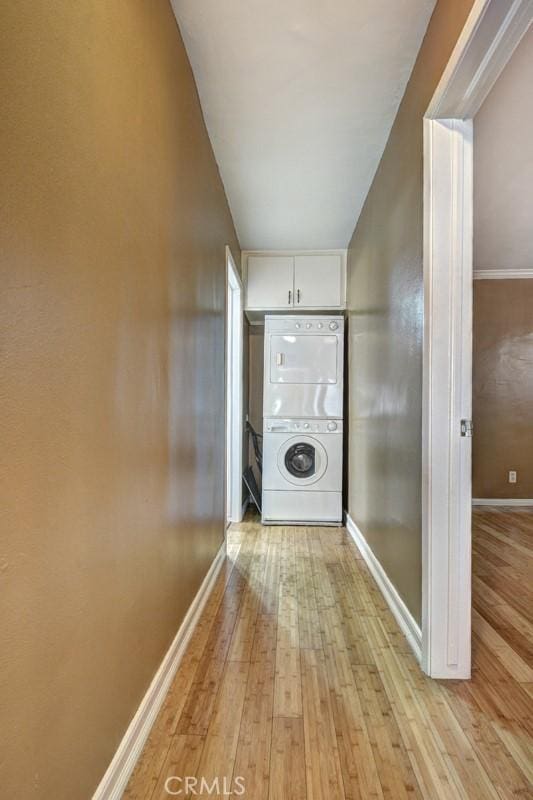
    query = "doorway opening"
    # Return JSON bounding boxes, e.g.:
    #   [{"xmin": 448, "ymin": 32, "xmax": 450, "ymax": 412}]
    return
[
  {"xmin": 422, "ymin": 0, "xmax": 531, "ymax": 678},
  {"xmin": 225, "ymin": 246, "xmax": 244, "ymax": 525}
]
